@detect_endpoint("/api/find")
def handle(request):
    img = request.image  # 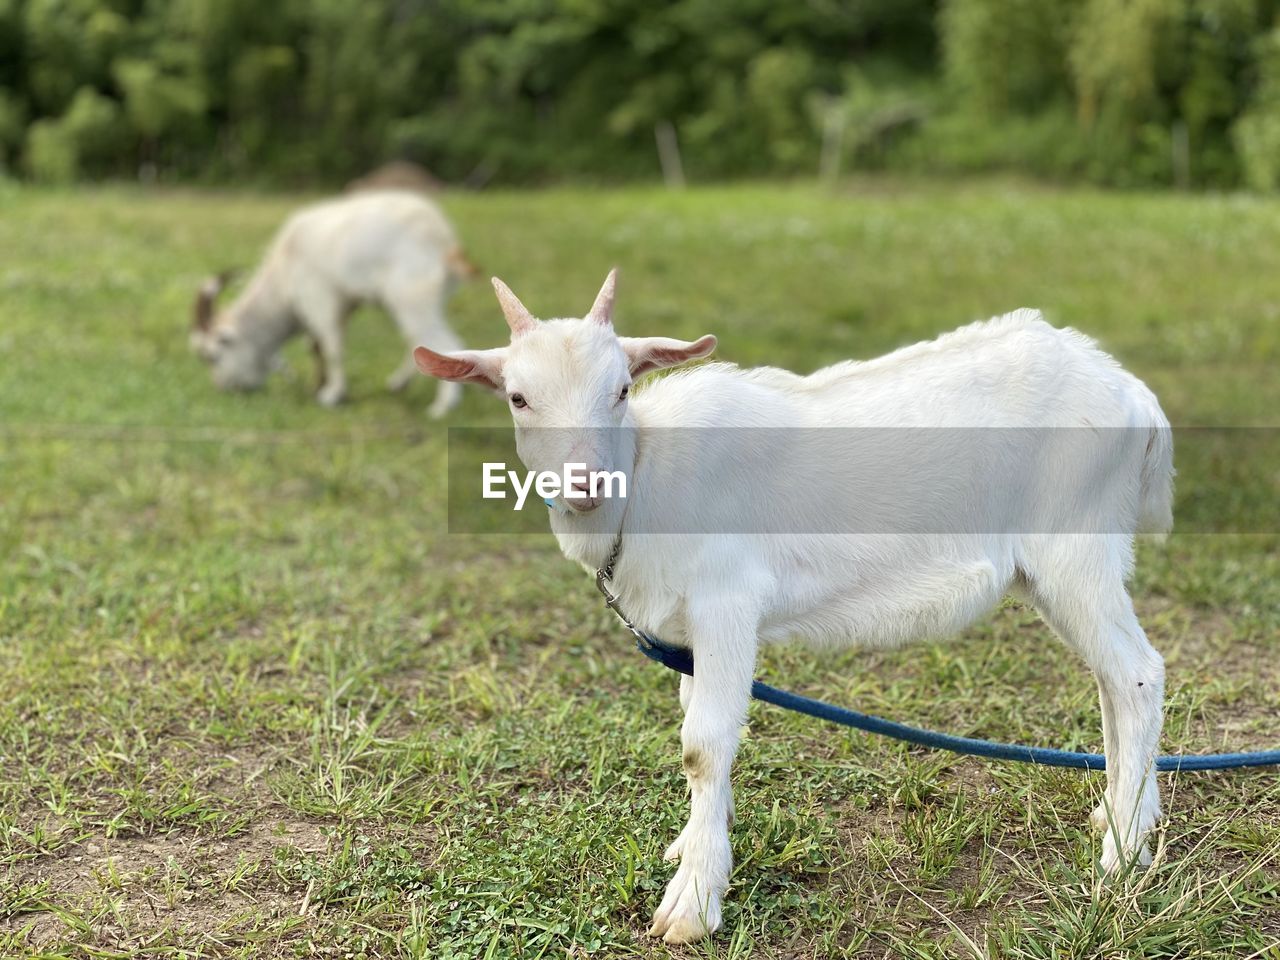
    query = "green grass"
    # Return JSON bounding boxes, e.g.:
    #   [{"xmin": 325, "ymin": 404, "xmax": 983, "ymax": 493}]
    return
[{"xmin": 1, "ymin": 178, "xmax": 1278, "ymax": 958}]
